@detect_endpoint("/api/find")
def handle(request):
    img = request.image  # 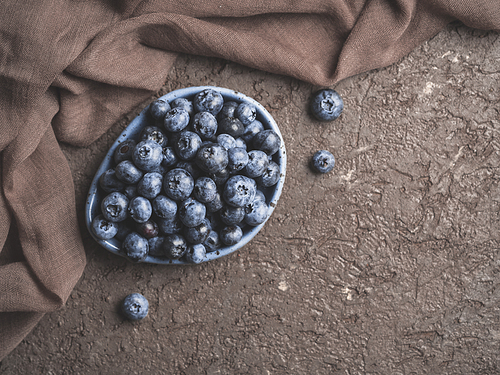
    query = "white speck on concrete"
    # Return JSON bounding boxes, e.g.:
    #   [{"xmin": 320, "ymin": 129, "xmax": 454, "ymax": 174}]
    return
[{"xmin": 278, "ymin": 281, "xmax": 289, "ymax": 291}]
